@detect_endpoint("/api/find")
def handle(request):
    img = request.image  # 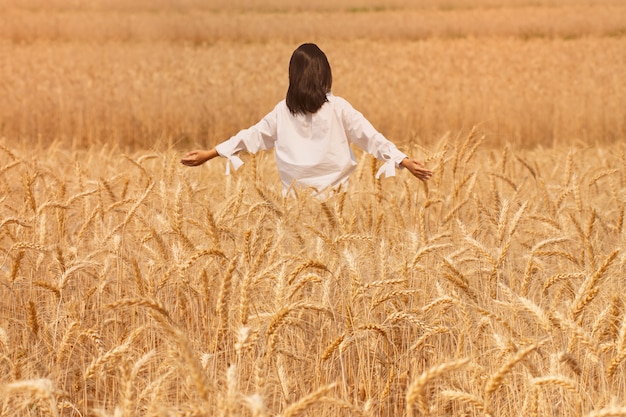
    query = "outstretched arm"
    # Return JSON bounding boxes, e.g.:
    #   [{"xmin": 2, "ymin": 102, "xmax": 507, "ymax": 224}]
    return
[
  {"xmin": 336, "ymin": 97, "xmax": 432, "ymax": 181},
  {"xmin": 400, "ymin": 157, "xmax": 433, "ymax": 181},
  {"xmin": 180, "ymin": 148, "xmax": 219, "ymax": 166},
  {"xmin": 181, "ymin": 105, "xmax": 279, "ymax": 171}
]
